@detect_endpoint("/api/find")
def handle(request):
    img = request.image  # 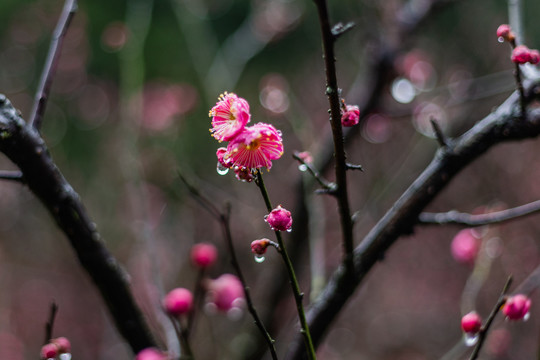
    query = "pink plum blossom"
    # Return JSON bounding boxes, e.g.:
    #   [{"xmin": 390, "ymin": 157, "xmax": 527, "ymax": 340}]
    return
[
  {"xmin": 496, "ymin": 24, "xmax": 514, "ymax": 42},
  {"xmin": 265, "ymin": 205, "xmax": 293, "ymax": 232},
  {"xmin": 450, "ymin": 229, "xmax": 480, "ymax": 264},
  {"xmin": 209, "ymin": 92, "xmax": 251, "ymax": 142},
  {"xmin": 191, "ymin": 243, "xmax": 218, "ymax": 269},
  {"xmin": 163, "ymin": 288, "xmax": 193, "ymax": 317},
  {"xmin": 461, "ymin": 311, "xmax": 482, "ymax": 334},
  {"xmin": 226, "ymin": 123, "xmax": 284, "ymax": 170},
  {"xmin": 512, "ymin": 45, "xmax": 533, "ymax": 64},
  {"xmin": 206, "ymin": 274, "xmax": 244, "ymax": 312},
  {"xmin": 503, "ymin": 294, "xmax": 531, "ymax": 321},
  {"xmin": 51, "ymin": 337, "xmax": 71, "ymax": 354}
]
